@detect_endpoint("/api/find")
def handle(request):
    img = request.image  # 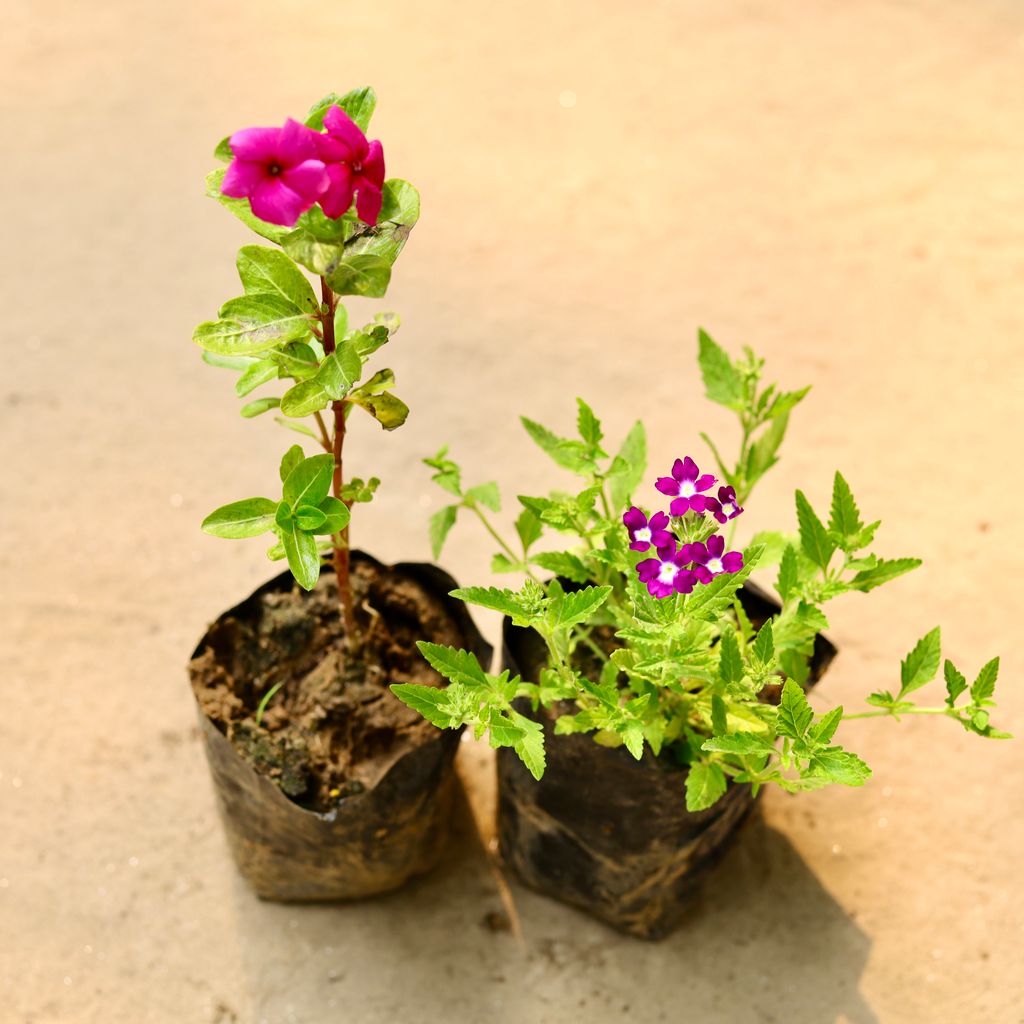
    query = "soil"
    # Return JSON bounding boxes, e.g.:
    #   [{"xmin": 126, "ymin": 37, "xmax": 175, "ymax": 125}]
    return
[{"xmin": 188, "ymin": 560, "xmax": 462, "ymax": 812}]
